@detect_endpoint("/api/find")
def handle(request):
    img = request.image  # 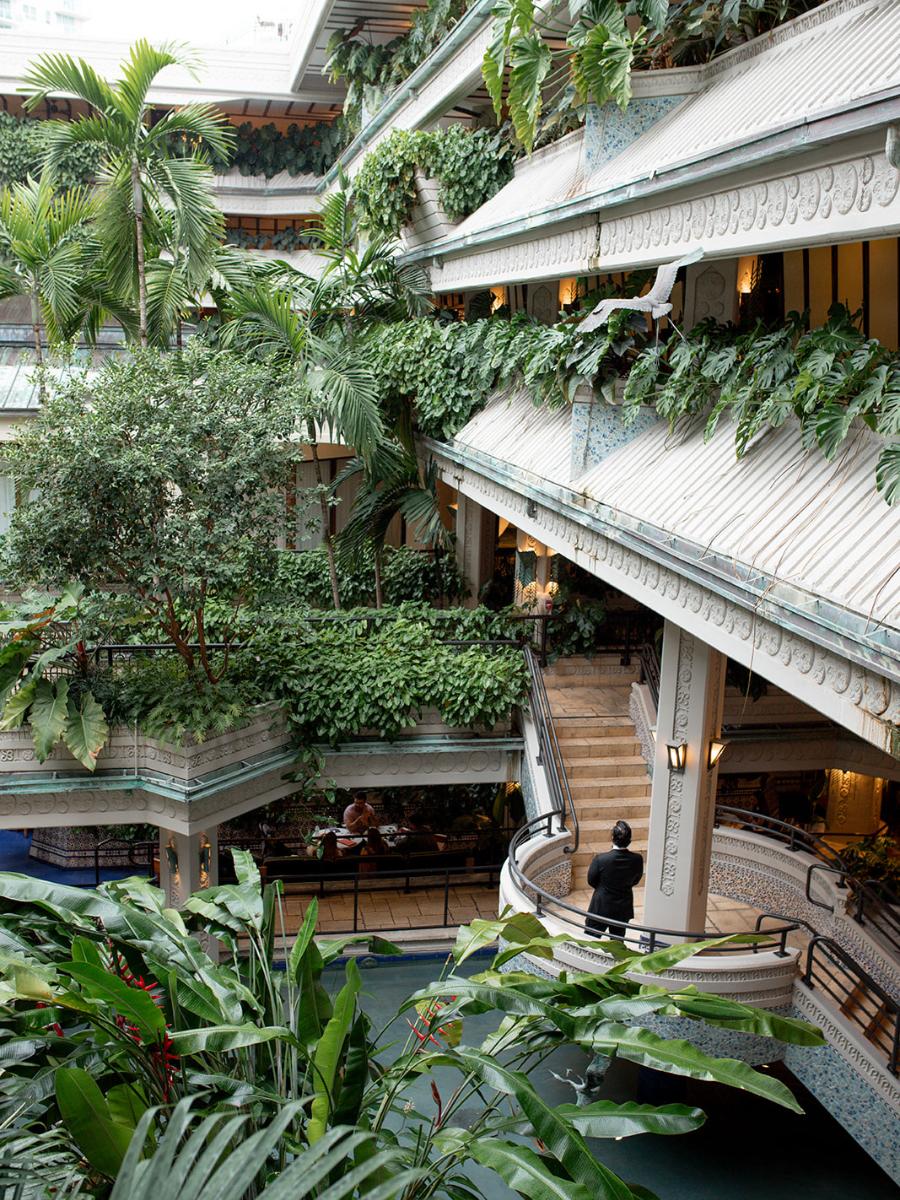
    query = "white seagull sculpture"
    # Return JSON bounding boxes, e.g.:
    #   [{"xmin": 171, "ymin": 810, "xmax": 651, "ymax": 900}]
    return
[{"xmin": 578, "ymin": 247, "xmax": 705, "ymax": 336}]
